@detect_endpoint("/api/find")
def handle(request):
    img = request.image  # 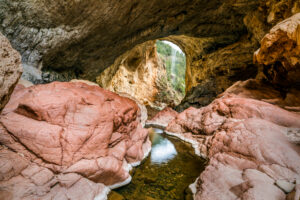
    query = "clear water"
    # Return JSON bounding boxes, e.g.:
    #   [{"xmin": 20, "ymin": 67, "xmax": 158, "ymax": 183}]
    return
[{"xmin": 111, "ymin": 128, "xmax": 206, "ymax": 200}]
